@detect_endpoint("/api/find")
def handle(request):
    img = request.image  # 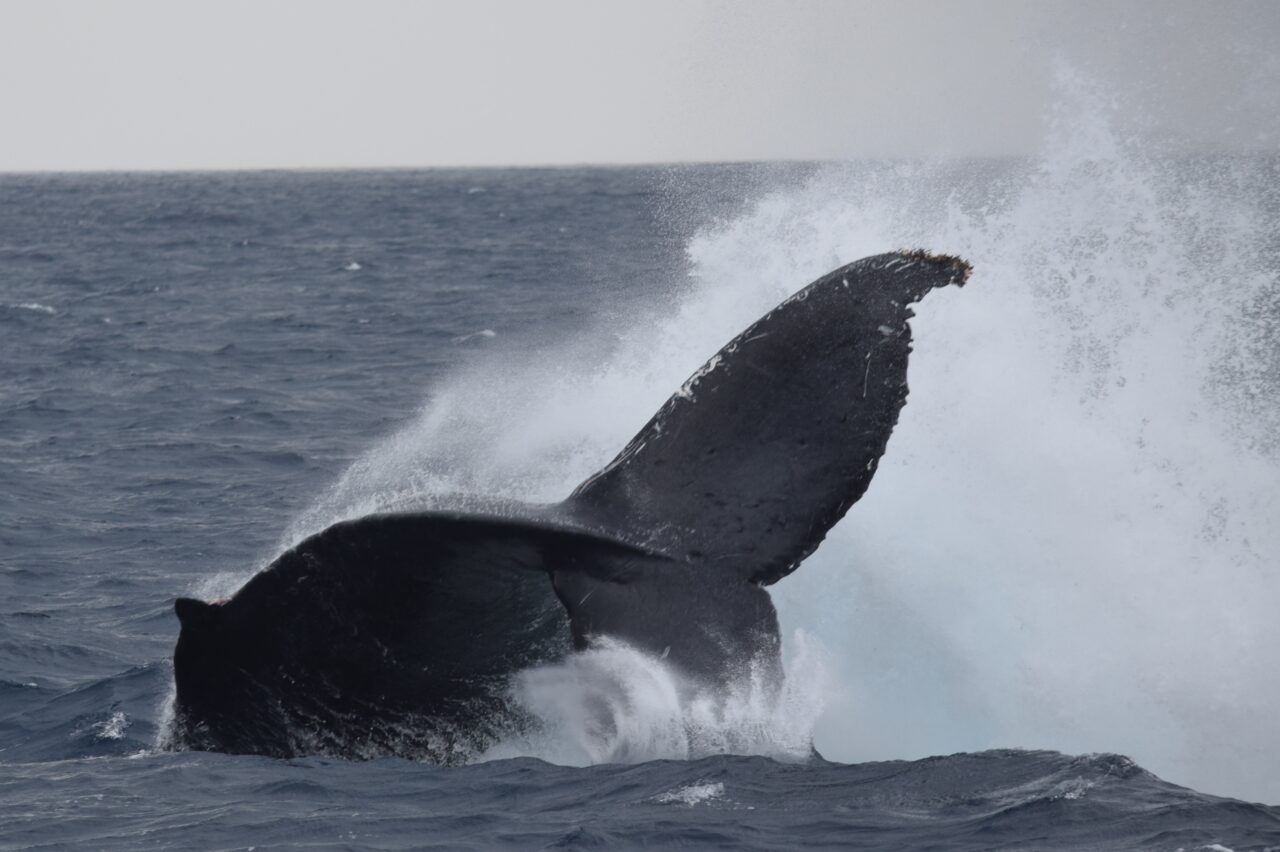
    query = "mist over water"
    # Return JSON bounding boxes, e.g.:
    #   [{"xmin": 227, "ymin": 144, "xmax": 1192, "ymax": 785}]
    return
[{"xmin": 276, "ymin": 73, "xmax": 1279, "ymax": 802}]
